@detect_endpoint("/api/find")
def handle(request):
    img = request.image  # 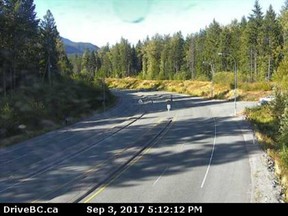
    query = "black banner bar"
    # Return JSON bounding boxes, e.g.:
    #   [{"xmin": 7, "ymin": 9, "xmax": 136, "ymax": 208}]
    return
[{"xmin": 0, "ymin": 203, "xmax": 287, "ymax": 215}]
